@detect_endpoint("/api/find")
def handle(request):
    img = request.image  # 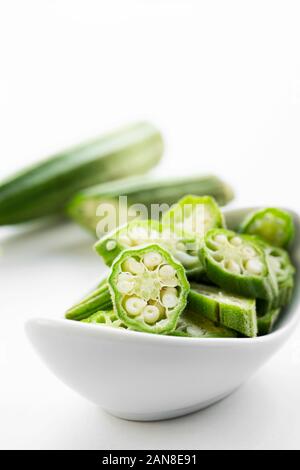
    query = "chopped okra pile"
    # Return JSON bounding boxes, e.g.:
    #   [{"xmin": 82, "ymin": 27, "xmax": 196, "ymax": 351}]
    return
[{"xmin": 65, "ymin": 197, "xmax": 296, "ymax": 338}]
